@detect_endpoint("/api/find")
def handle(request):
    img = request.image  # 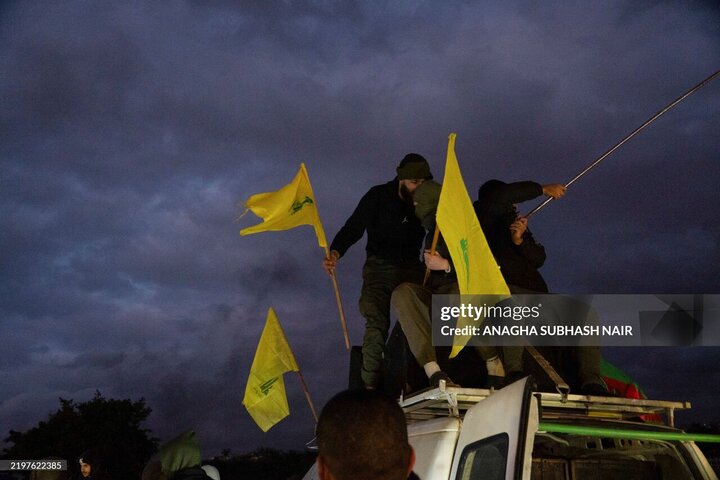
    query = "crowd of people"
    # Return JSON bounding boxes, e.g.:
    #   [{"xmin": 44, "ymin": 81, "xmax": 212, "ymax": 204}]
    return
[{"xmin": 27, "ymin": 432, "xmax": 220, "ymax": 480}]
